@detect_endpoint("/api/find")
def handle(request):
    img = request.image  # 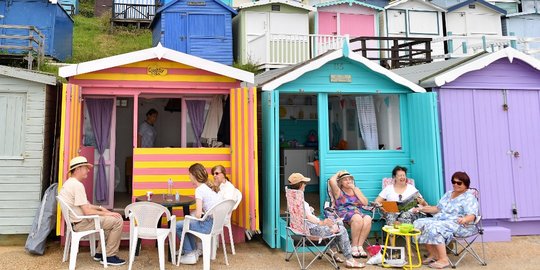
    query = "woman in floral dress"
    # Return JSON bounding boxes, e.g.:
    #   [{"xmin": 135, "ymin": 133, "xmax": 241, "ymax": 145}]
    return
[{"xmin": 412, "ymin": 172, "xmax": 479, "ymax": 269}]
